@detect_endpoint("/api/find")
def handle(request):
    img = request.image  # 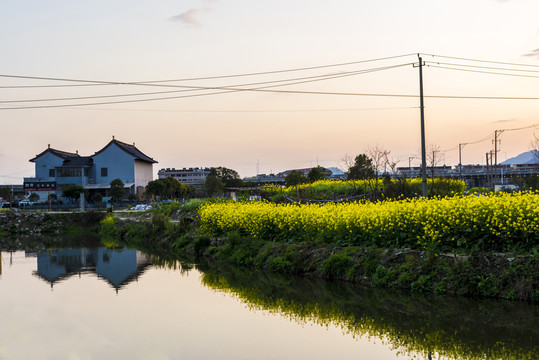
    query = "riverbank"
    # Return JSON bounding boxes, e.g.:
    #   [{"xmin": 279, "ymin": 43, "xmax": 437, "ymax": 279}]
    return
[
  {"xmin": 1, "ymin": 205, "xmax": 536, "ymax": 302},
  {"xmin": 0, "ymin": 210, "xmax": 106, "ymax": 249},
  {"xmin": 100, "ymin": 207, "xmax": 538, "ymax": 302}
]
